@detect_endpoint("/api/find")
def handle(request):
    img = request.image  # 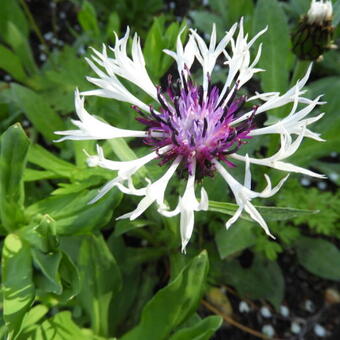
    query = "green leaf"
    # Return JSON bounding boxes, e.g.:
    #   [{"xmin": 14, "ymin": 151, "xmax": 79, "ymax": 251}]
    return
[
  {"xmin": 5, "ymin": 22, "xmax": 37, "ymax": 75},
  {"xmin": 26, "ymin": 189, "xmax": 122, "ymax": 235},
  {"xmin": 291, "ymin": 76, "xmax": 340, "ymax": 163},
  {"xmin": 295, "ymin": 236, "xmax": 340, "ymax": 281},
  {"xmin": 34, "ymin": 312, "xmax": 91, "ymax": 339},
  {"xmin": 253, "ymin": 0, "xmax": 291, "ymax": 93},
  {"xmin": 114, "ymin": 219, "xmax": 154, "ymax": 237},
  {"xmin": 215, "ymin": 221, "xmax": 256, "ymax": 259},
  {"xmin": 78, "ymin": 234, "xmax": 122, "ymax": 336},
  {"xmin": 121, "ymin": 251, "xmax": 209, "ymax": 340},
  {"xmin": 0, "ymin": 124, "xmax": 30, "ymax": 231},
  {"xmin": 0, "ymin": 0, "xmax": 29, "ymax": 40},
  {"xmin": 169, "ymin": 316, "xmax": 222, "ymax": 340},
  {"xmin": 32, "ymin": 249, "xmax": 63, "ymax": 295},
  {"xmin": 19, "ymin": 305, "xmax": 49, "ymax": 338},
  {"xmin": 10, "ymin": 84, "xmax": 65, "ymax": 142},
  {"xmin": 222, "ymin": 256, "xmax": 284, "ymax": 309},
  {"xmin": 189, "ymin": 11, "xmax": 224, "ymax": 39},
  {"xmin": 144, "ymin": 17, "xmax": 185, "ymax": 81},
  {"xmin": 78, "ymin": 1, "xmax": 100, "ymax": 37},
  {"xmin": 2, "ymin": 234, "xmax": 35, "ymax": 337},
  {"xmin": 19, "ymin": 214, "xmax": 58, "ymax": 253},
  {"xmin": 105, "ymin": 12, "xmax": 120, "ymax": 40},
  {"xmin": 27, "ymin": 144, "xmax": 77, "ymax": 179},
  {"xmin": 333, "ymin": 0, "xmax": 340, "ymax": 26},
  {"xmin": 209, "ymin": 200, "xmax": 318, "ymax": 221},
  {"xmin": 0, "ymin": 45, "xmax": 27, "ymax": 82},
  {"xmin": 57, "ymin": 251, "xmax": 80, "ymax": 301}
]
